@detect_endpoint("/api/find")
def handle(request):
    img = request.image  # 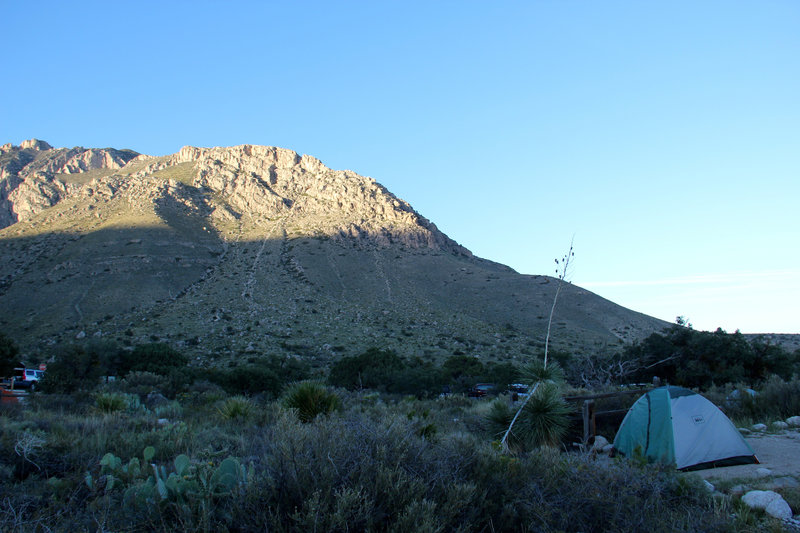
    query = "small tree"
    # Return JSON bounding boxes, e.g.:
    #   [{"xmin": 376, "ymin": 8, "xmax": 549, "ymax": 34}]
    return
[{"xmin": 0, "ymin": 332, "xmax": 20, "ymax": 377}]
